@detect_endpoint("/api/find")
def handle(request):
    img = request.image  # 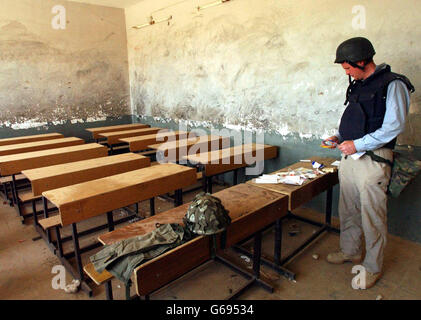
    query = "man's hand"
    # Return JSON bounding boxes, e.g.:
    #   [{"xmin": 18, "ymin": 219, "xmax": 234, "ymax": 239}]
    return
[{"xmin": 338, "ymin": 140, "xmax": 356, "ymax": 155}]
